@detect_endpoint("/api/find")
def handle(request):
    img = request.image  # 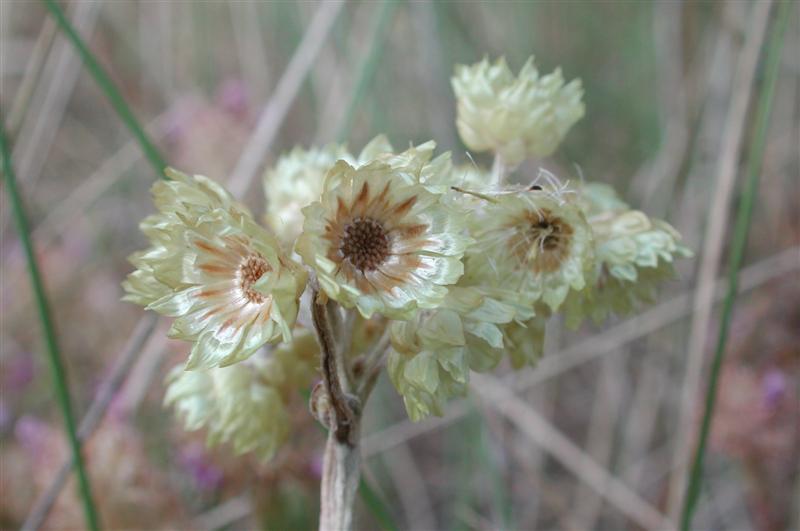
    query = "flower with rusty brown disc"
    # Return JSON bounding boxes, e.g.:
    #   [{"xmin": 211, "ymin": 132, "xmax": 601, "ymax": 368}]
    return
[
  {"xmin": 464, "ymin": 188, "xmax": 594, "ymax": 313},
  {"xmin": 123, "ymin": 169, "xmax": 307, "ymax": 370},
  {"xmin": 297, "ymin": 158, "xmax": 471, "ymax": 320}
]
